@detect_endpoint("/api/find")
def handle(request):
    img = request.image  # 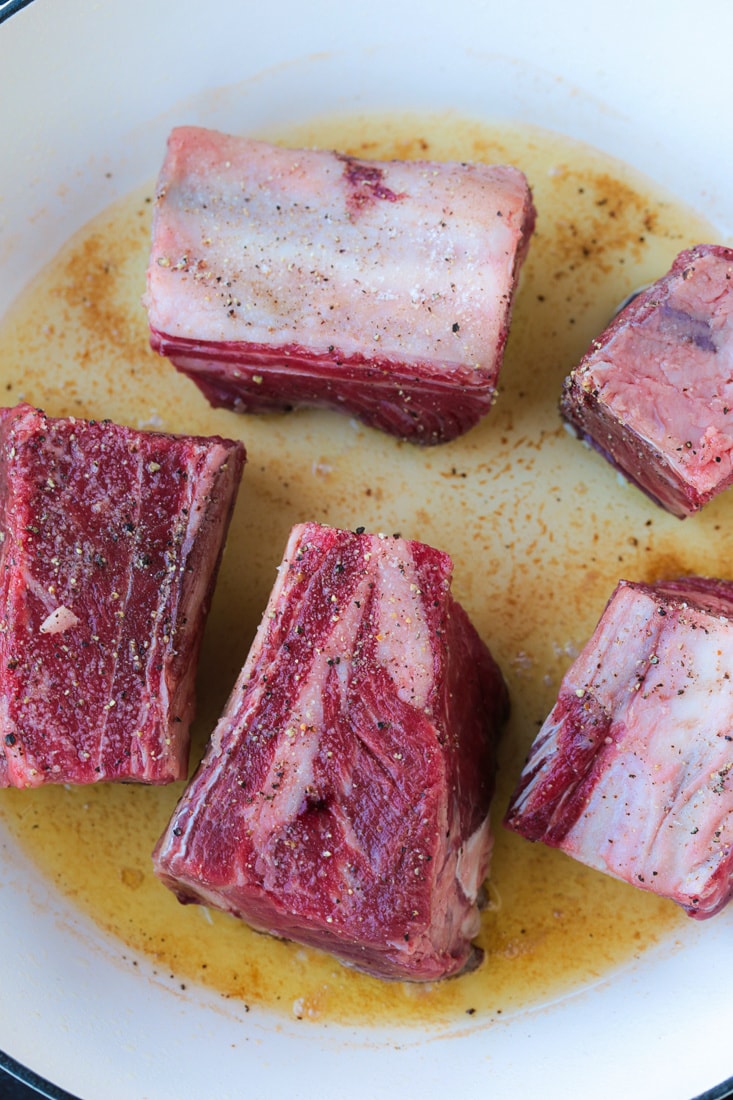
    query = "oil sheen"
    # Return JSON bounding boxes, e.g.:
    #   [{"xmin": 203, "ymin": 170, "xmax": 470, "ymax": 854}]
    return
[{"xmin": 0, "ymin": 112, "xmax": 725, "ymax": 1029}]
